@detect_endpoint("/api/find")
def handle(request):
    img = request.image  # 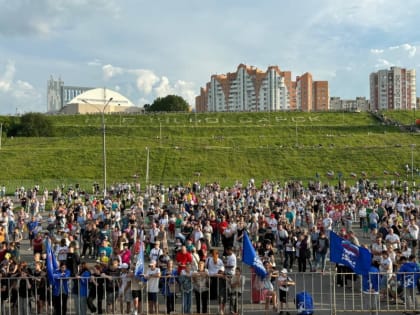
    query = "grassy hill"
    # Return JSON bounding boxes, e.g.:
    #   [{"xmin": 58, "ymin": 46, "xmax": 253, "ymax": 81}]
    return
[{"xmin": 0, "ymin": 111, "xmax": 418, "ymax": 191}]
